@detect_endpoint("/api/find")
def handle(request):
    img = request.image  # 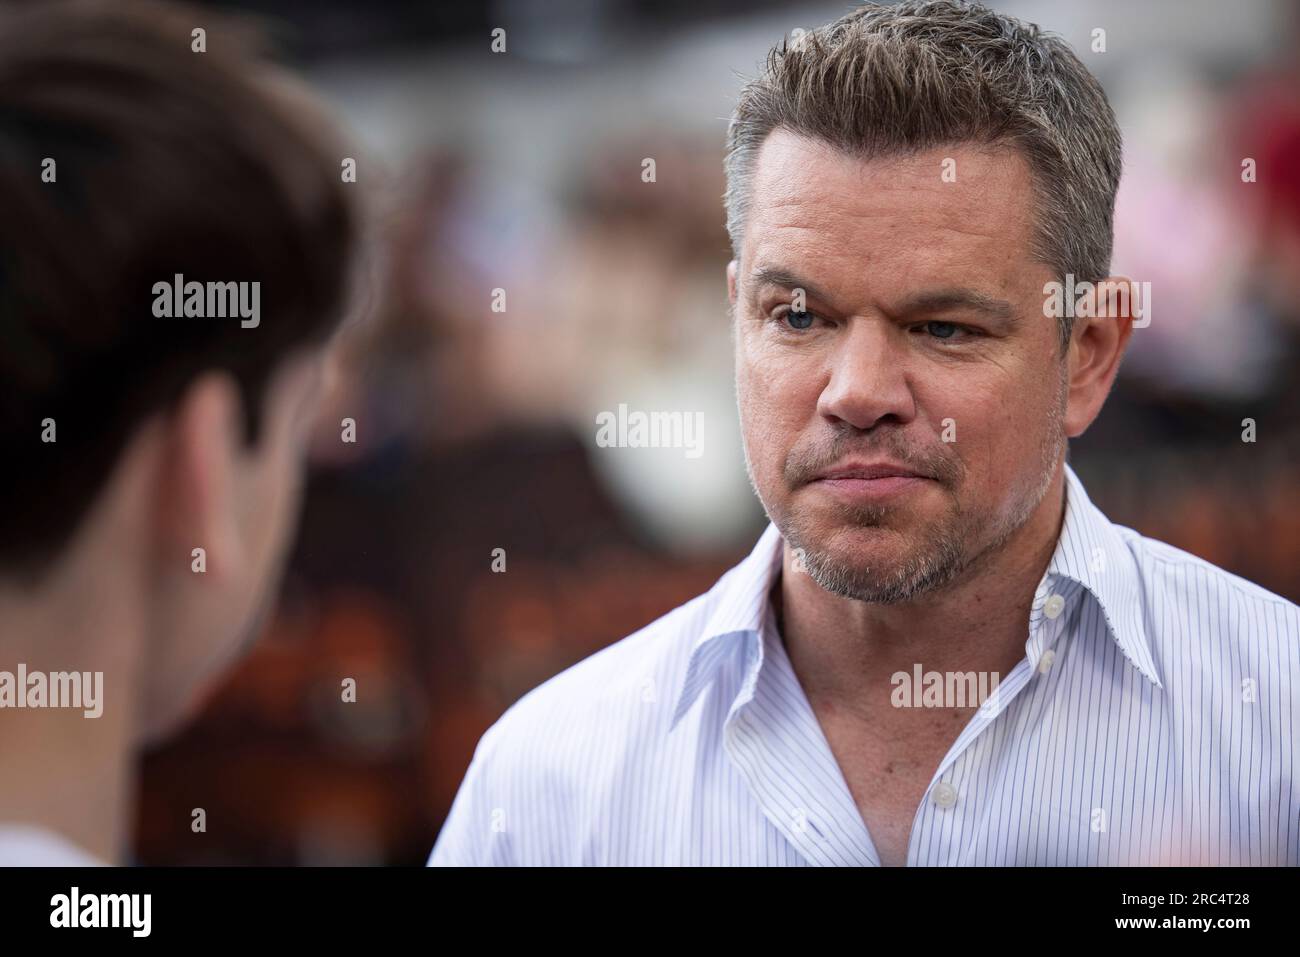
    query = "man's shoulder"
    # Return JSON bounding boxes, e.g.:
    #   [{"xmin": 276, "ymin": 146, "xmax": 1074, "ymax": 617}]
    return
[
  {"xmin": 1117, "ymin": 524, "xmax": 1300, "ymax": 640},
  {"xmin": 426, "ymin": 582, "xmax": 733, "ymax": 868},
  {"xmin": 429, "ymin": 580, "xmax": 736, "ymax": 864},
  {"xmin": 487, "ymin": 537, "xmax": 773, "ymax": 741},
  {"xmin": 467, "ymin": 571, "xmax": 737, "ymax": 783},
  {"xmin": 502, "ymin": 589, "xmax": 714, "ymax": 731}
]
